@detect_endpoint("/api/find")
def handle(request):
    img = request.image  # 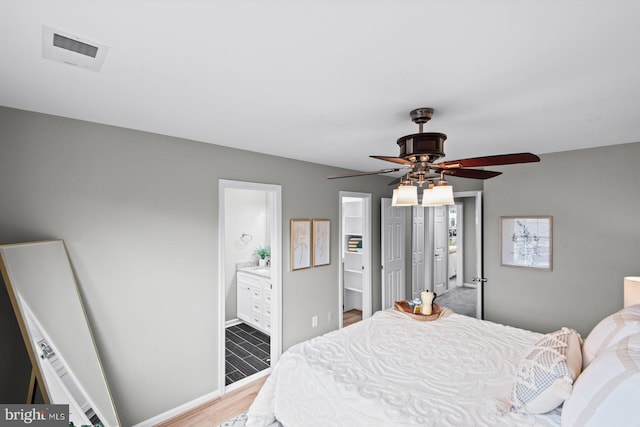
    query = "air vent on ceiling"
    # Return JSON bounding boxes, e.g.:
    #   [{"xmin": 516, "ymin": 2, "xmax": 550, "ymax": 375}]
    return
[{"xmin": 42, "ymin": 25, "xmax": 109, "ymax": 72}]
